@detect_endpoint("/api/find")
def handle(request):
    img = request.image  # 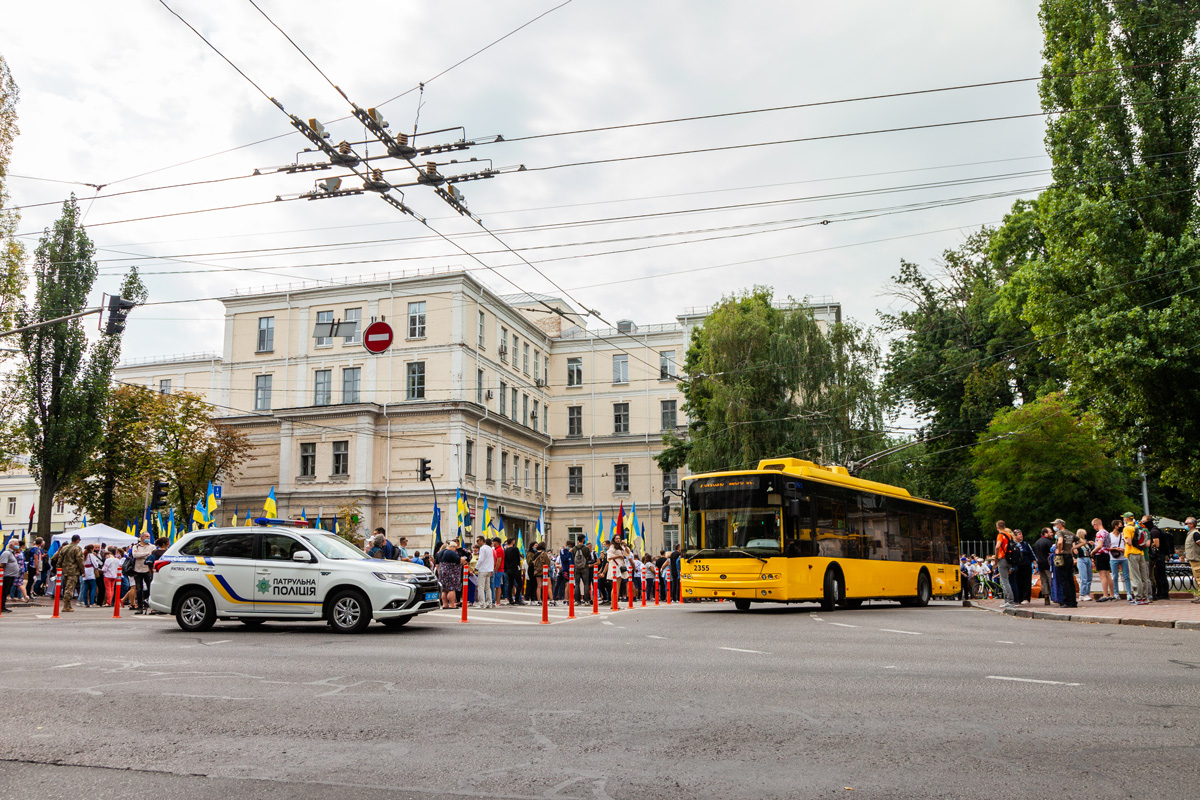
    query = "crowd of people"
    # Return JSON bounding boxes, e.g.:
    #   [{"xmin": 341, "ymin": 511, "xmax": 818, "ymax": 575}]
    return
[
  {"xmin": 360, "ymin": 528, "xmax": 685, "ymax": 610},
  {"xmin": 0, "ymin": 531, "xmax": 167, "ymax": 614},
  {"xmin": 976, "ymin": 514, "xmax": 1200, "ymax": 610}
]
